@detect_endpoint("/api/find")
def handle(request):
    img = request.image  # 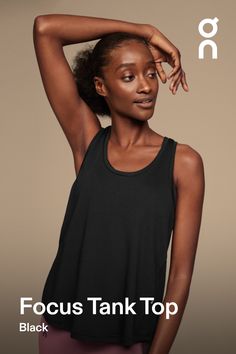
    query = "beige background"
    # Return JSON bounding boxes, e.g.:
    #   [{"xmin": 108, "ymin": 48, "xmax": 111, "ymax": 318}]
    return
[{"xmin": 1, "ymin": 0, "xmax": 235, "ymax": 353}]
